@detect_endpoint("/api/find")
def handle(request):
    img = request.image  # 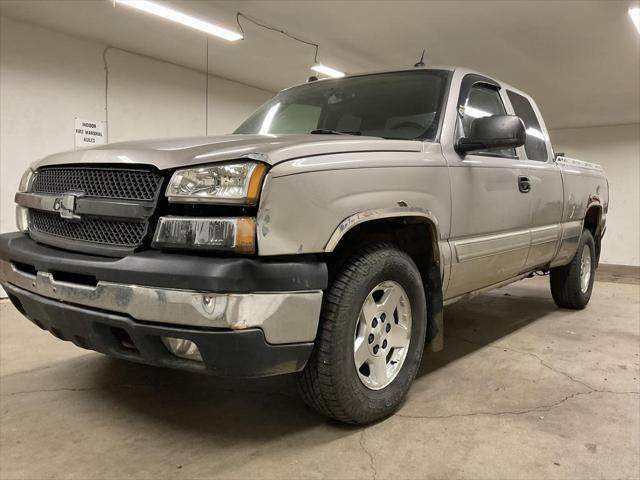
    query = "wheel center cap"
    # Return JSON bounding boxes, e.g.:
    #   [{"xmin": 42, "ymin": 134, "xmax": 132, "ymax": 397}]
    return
[
  {"xmin": 353, "ymin": 280, "xmax": 413, "ymax": 391},
  {"xmin": 367, "ymin": 313, "xmax": 388, "ymax": 356}
]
